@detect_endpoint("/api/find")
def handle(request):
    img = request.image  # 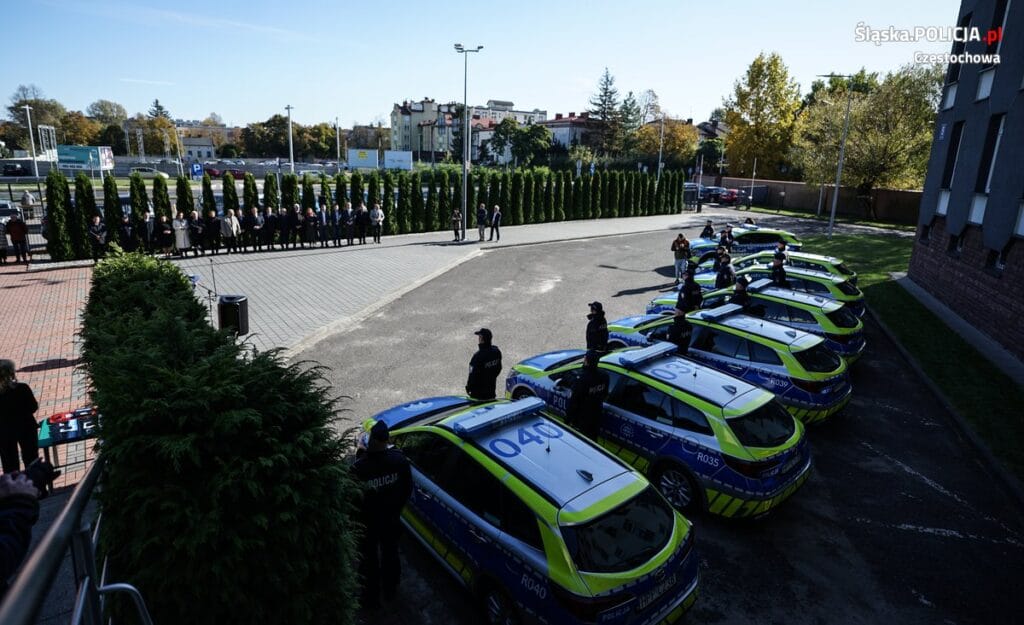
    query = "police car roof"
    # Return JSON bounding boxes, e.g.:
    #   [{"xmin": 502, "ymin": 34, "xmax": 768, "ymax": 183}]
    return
[
  {"xmin": 746, "ymin": 249, "xmax": 842, "ymax": 264},
  {"xmin": 749, "ymin": 284, "xmax": 842, "ymax": 310},
  {"xmin": 690, "ymin": 306, "xmax": 818, "ymax": 346},
  {"xmin": 636, "ymin": 355, "xmax": 770, "ymax": 408},
  {"xmin": 441, "ymin": 399, "xmax": 633, "ymax": 508},
  {"xmin": 370, "ymin": 396, "xmax": 475, "ymax": 431},
  {"xmin": 516, "ymin": 349, "xmax": 588, "ymax": 372},
  {"xmin": 740, "ymin": 265, "xmax": 846, "ymax": 283},
  {"xmin": 608, "ymin": 314, "xmax": 665, "ymax": 330}
]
